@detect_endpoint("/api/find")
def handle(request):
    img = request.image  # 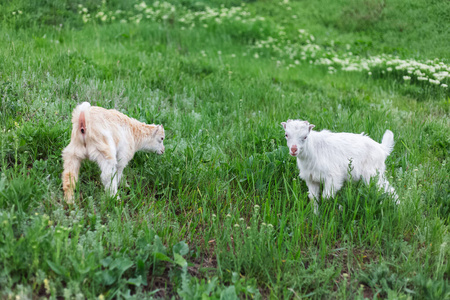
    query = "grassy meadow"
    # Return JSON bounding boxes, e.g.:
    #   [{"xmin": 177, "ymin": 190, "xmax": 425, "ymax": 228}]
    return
[{"xmin": 0, "ymin": 0, "xmax": 449, "ymax": 298}]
